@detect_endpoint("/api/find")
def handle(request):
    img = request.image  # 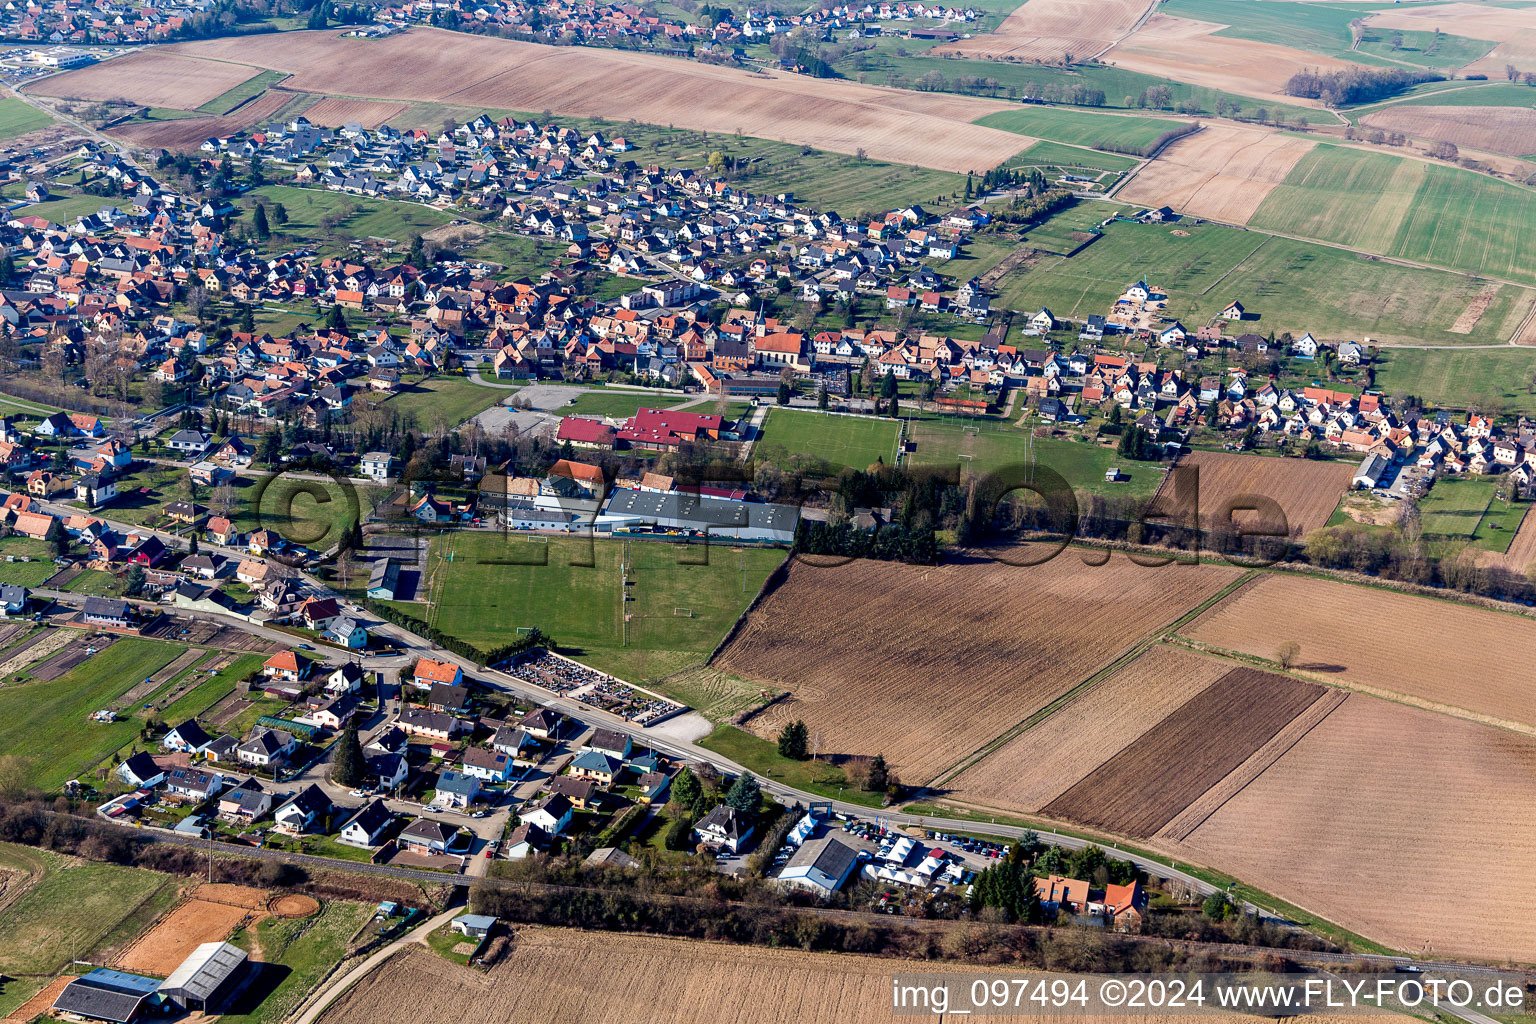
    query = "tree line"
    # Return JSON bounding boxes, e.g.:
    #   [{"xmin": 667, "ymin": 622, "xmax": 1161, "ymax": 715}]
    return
[{"xmin": 1284, "ymin": 67, "xmax": 1442, "ymax": 106}]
